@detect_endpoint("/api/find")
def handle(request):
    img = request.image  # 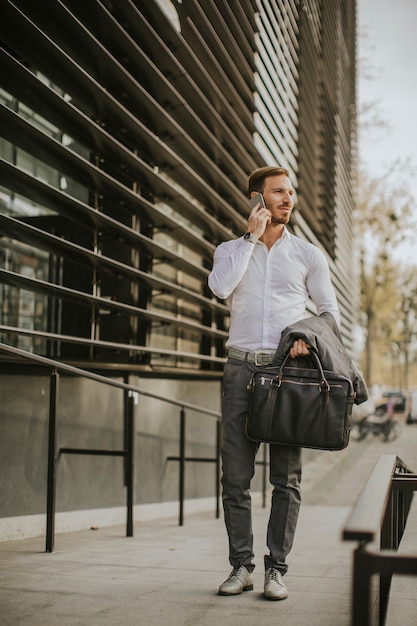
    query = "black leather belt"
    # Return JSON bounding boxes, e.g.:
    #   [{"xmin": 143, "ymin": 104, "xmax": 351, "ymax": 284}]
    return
[{"xmin": 228, "ymin": 347, "xmax": 276, "ymax": 366}]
